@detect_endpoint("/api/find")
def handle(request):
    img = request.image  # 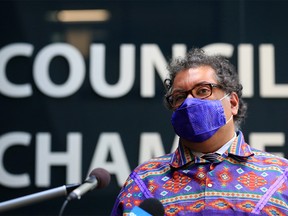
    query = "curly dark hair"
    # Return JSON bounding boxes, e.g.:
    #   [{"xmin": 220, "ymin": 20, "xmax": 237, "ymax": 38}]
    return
[{"xmin": 163, "ymin": 48, "xmax": 247, "ymax": 129}]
